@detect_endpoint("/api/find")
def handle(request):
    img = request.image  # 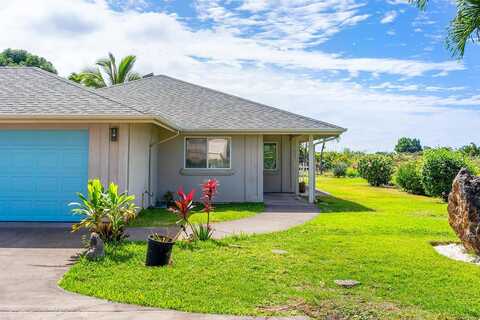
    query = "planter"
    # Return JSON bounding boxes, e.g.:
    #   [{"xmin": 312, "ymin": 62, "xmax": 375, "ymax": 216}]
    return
[
  {"xmin": 299, "ymin": 181, "xmax": 306, "ymax": 194},
  {"xmin": 145, "ymin": 235, "xmax": 174, "ymax": 267}
]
